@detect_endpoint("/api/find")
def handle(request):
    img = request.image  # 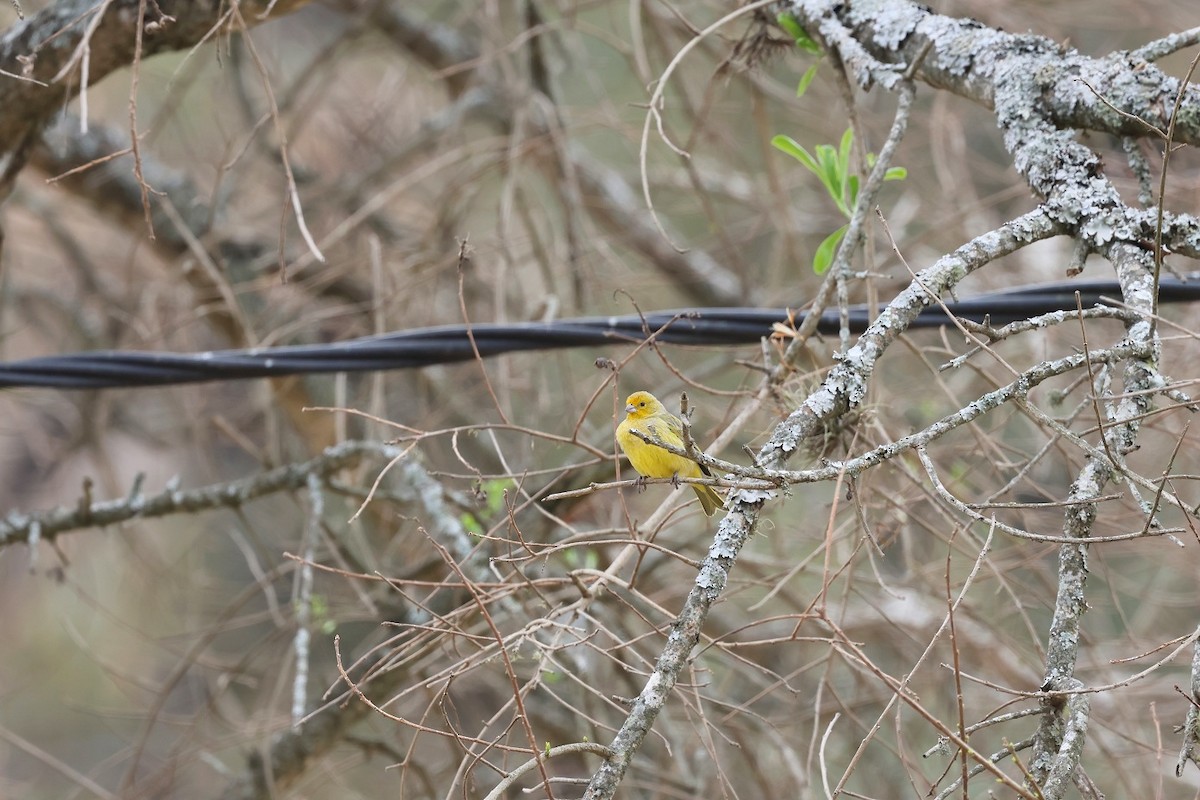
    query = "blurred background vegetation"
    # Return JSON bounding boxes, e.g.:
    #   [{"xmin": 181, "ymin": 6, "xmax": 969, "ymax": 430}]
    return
[{"xmin": 1, "ymin": 1, "xmax": 1199, "ymax": 797}]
